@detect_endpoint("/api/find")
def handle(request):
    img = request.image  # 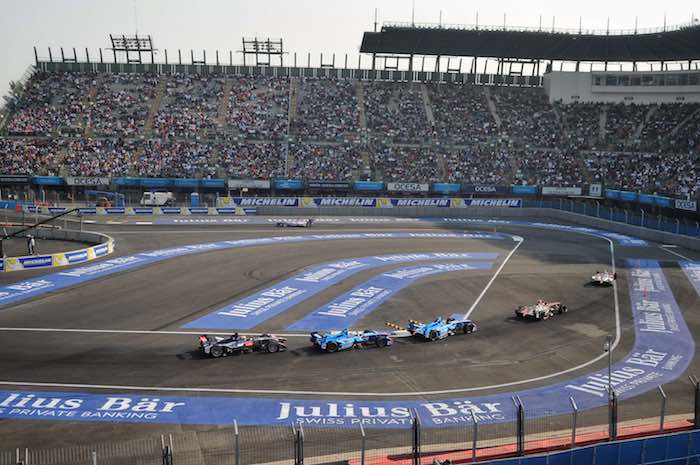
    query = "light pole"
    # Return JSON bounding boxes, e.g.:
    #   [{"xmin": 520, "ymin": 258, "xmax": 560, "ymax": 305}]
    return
[{"xmin": 603, "ymin": 335, "xmax": 613, "ymax": 398}]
